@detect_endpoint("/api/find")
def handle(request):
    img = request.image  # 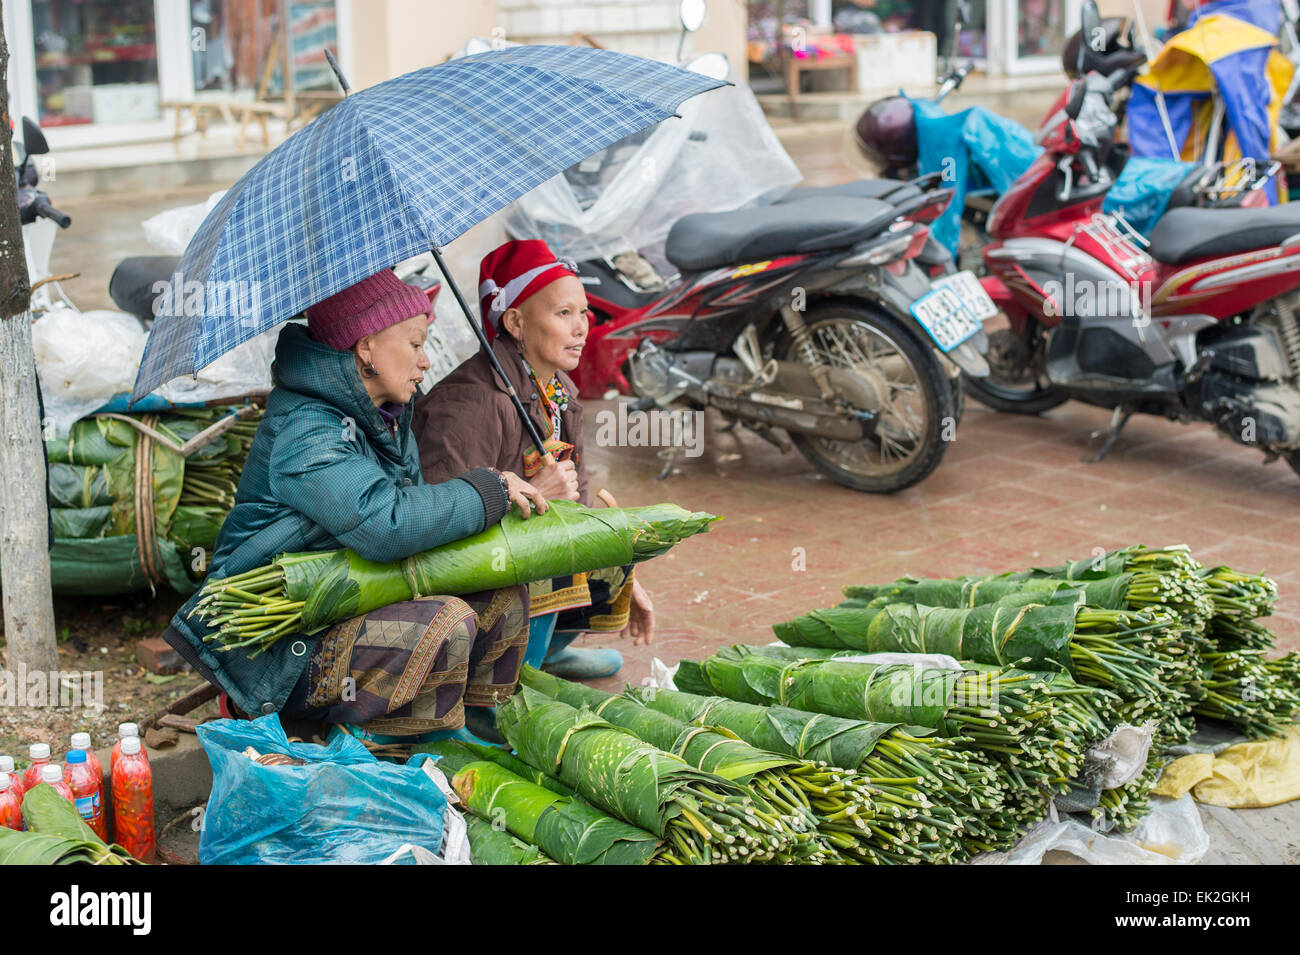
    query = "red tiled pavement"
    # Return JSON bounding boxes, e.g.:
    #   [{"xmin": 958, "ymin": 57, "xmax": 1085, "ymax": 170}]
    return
[{"xmin": 574, "ymin": 398, "xmax": 1300, "ymax": 694}]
